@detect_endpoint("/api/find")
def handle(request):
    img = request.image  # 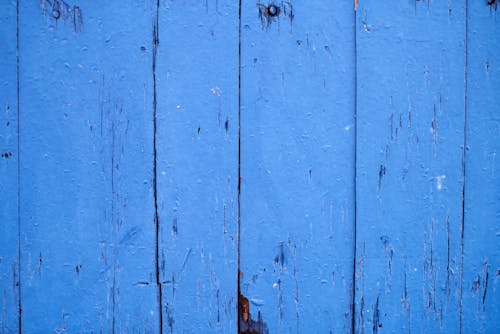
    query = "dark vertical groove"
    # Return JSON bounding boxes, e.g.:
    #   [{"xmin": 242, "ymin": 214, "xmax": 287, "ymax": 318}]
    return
[
  {"xmin": 351, "ymin": 6, "xmax": 358, "ymax": 334},
  {"xmin": 459, "ymin": 1, "xmax": 469, "ymax": 333},
  {"xmin": 111, "ymin": 116, "xmax": 116, "ymax": 334},
  {"xmin": 152, "ymin": 0, "xmax": 163, "ymax": 333},
  {"xmin": 111, "ymin": 269, "xmax": 116, "ymax": 334},
  {"xmin": 237, "ymin": 0, "xmax": 242, "ymax": 333},
  {"xmin": 16, "ymin": 1, "xmax": 22, "ymax": 333}
]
